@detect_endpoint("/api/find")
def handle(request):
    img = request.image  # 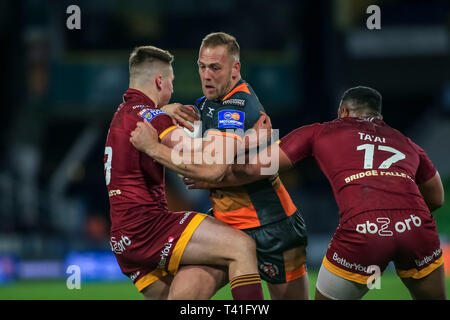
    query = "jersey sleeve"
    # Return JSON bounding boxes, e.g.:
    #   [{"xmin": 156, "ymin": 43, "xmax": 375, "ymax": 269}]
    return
[
  {"xmin": 227, "ymin": 90, "xmax": 265, "ymax": 130},
  {"xmin": 278, "ymin": 123, "xmax": 321, "ymax": 165},
  {"xmin": 408, "ymin": 138, "xmax": 437, "ymax": 184},
  {"xmin": 127, "ymin": 107, "xmax": 177, "ymax": 141}
]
